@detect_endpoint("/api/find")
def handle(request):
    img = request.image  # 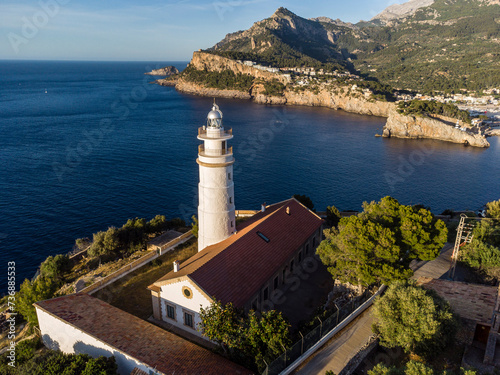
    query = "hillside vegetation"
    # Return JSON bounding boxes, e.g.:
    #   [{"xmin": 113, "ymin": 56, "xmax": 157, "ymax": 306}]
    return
[{"xmin": 204, "ymin": 1, "xmax": 500, "ymax": 94}]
